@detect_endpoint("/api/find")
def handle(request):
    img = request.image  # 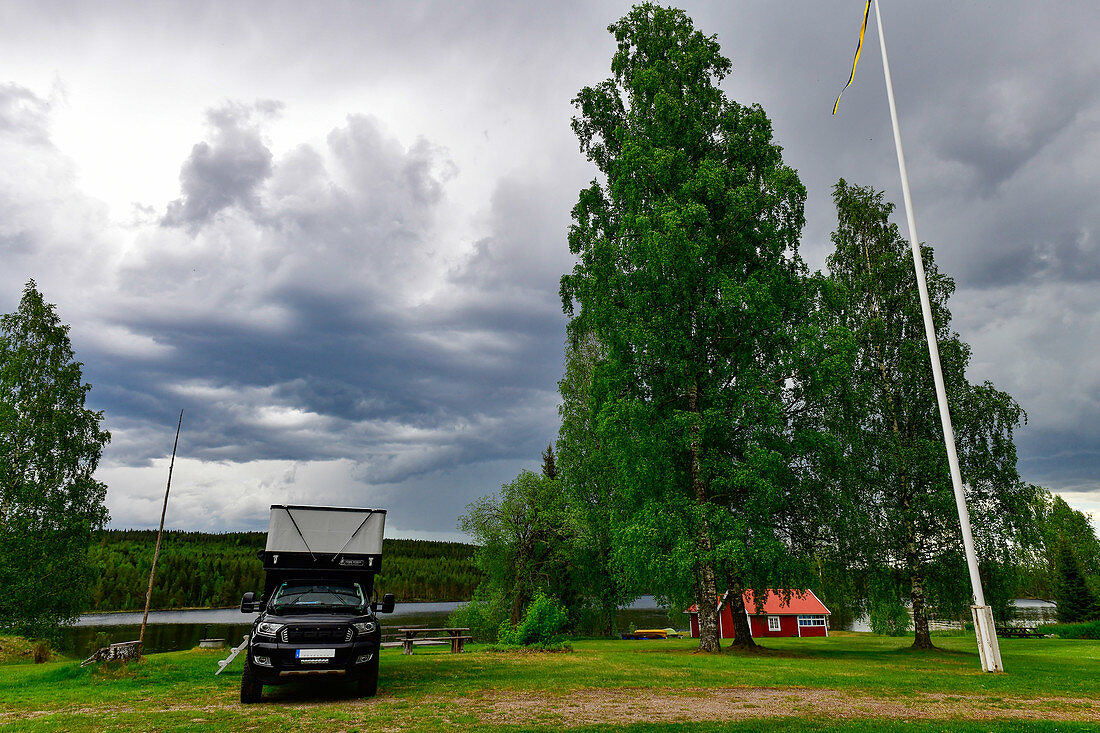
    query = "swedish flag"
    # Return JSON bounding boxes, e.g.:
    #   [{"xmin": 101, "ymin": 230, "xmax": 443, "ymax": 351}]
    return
[{"xmin": 833, "ymin": 1, "xmax": 873, "ymax": 114}]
